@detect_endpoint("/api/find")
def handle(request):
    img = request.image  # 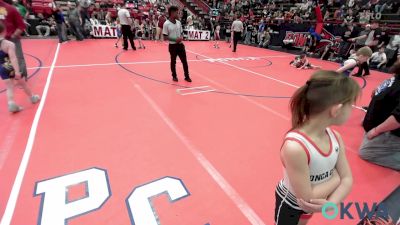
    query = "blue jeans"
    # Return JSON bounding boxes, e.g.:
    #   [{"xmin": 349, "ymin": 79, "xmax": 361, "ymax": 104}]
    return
[{"xmin": 359, "ymin": 132, "xmax": 400, "ymax": 171}]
